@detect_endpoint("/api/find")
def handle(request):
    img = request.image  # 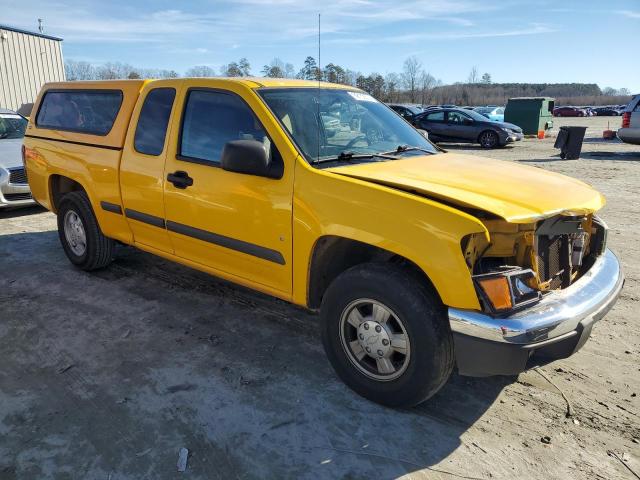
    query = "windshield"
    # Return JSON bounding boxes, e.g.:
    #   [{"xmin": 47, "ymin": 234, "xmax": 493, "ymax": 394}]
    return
[
  {"xmin": 0, "ymin": 114, "xmax": 27, "ymax": 139},
  {"xmin": 474, "ymin": 107, "xmax": 493, "ymax": 114},
  {"xmin": 258, "ymin": 88, "xmax": 438, "ymax": 163}
]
